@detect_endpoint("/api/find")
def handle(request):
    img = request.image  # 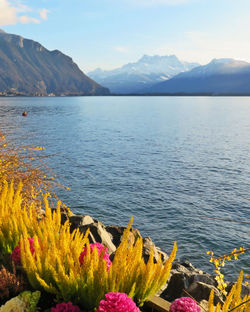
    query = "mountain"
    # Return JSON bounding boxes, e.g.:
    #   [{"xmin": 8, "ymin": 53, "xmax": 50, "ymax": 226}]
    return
[
  {"xmin": 149, "ymin": 58, "xmax": 250, "ymax": 95},
  {"xmin": 88, "ymin": 55, "xmax": 199, "ymax": 94},
  {"xmin": 0, "ymin": 29, "xmax": 109, "ymax": 96}
]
